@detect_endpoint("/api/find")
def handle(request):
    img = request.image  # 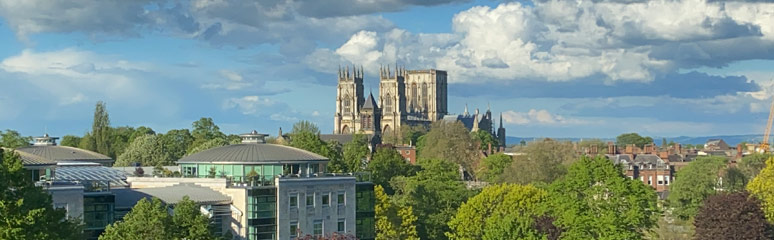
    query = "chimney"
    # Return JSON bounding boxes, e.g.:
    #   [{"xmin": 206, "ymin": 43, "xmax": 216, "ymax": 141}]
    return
[
  {"xmin": 607, "ymin": 142, "xmax": 616, "ymax": 155},
  {"xmin": 488, "ymin": 143, "xmax": 492, "ymax": 155},
  {"xmin": 674, "ymin": 143, "xmax": 681, "ymax": 155},
  {"xmin": 736, "ymin": 144, "xmax": 743, "ymax": 160},
  {"xmin": 591, "ymin": 145, "xmax": 598, "ymax": 155},
  {"xmin": 626, "ymin": 144, "xmax": 634, "ymax": 154}
]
